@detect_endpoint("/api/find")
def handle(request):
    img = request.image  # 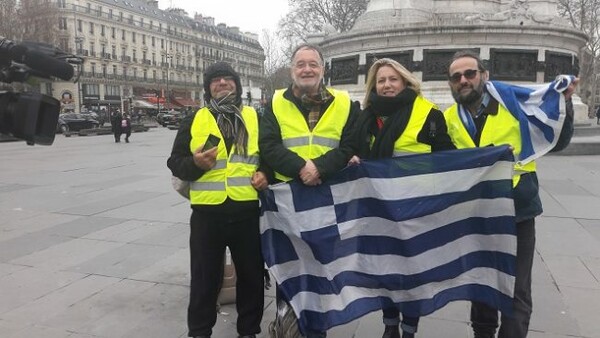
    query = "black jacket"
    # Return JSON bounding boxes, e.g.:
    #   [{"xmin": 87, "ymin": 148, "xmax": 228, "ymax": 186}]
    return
[
  {"xmin": 477, "ymin": 97, "xmax": 574, "ymax": 222},
  {"xmin": 167, "ymin": 111, "xmax": 266, "ymax": 216},
  {"xmin": 259, "ymin": 86, "xmax": 361, "ymax": 183}
]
